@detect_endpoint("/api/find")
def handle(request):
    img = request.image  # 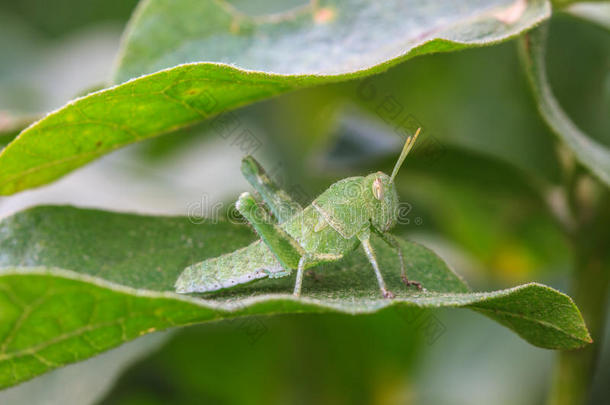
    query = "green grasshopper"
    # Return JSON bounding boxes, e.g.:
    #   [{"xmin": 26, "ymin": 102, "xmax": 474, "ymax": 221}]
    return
[{"xmin": 175, "ymin": 128, "xmax": 422, "ymax": 298}]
